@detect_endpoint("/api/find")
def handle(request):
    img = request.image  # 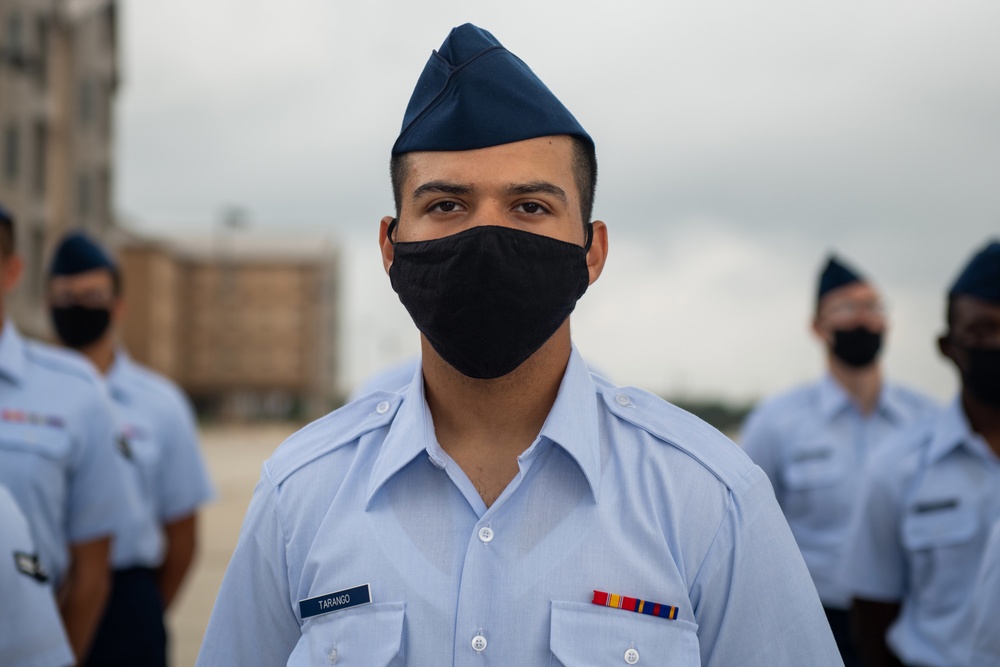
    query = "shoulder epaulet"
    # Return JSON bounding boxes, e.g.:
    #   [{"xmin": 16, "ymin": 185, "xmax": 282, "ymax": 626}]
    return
[
  {"xmin": 24, "ymin": 340, "xmax": 101, "ymax": 386},
  {"xmin": 267, "ymin": 390, "xmax": 403, "ymax": 485},
  {"xmin": 598, "ymin": 384, "xmax": 754, "ymax": 490}
]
